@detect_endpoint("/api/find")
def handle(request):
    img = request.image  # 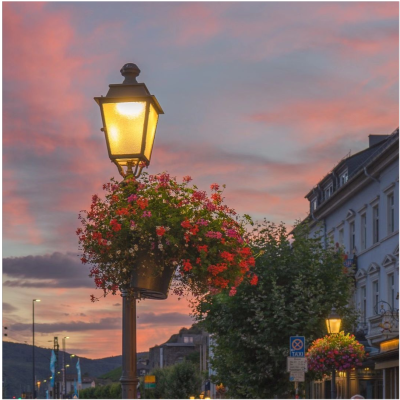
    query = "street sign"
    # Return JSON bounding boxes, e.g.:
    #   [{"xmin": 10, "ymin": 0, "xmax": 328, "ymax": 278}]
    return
[
  {"xmin": 289, "ymin": 370, "xmax": 305, "ymax": 382},
  {"xmin": 287, "ymin": 357, "xmax": 307, "ymax": 372},
  {"xmin": 290, "ymin": 336, "xmax": 305, "ymax": 357},
  {"xmin": 145, "ymin": 383, "xmax": 156, "ymax": 389},
  {"xmin": 144, "ymin": 375, "xmax": 156, "ymax": 383},
  {"xmin": 145, "ymin": 375, "xmax": 156, "ymax": 389}
]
